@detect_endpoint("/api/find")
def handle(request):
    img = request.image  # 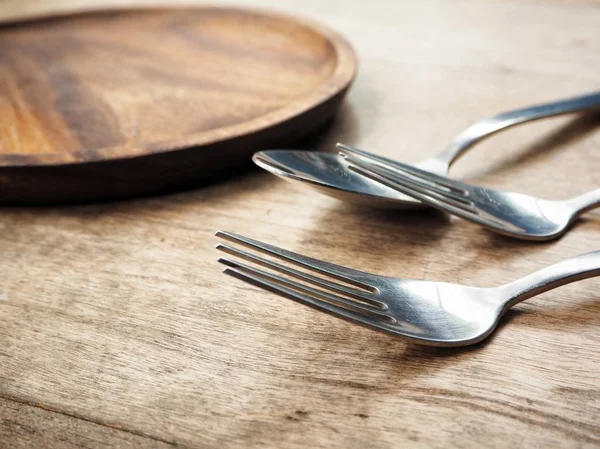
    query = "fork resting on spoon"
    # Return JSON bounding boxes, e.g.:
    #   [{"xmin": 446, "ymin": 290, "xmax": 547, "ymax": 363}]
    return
[
  {"xmin": 342, "ymin": 145, "xmax": 600, "ymax": 241},
  {"xmin": 254, "ymin": 90, "xmax": 600, "ymax": 208}
]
